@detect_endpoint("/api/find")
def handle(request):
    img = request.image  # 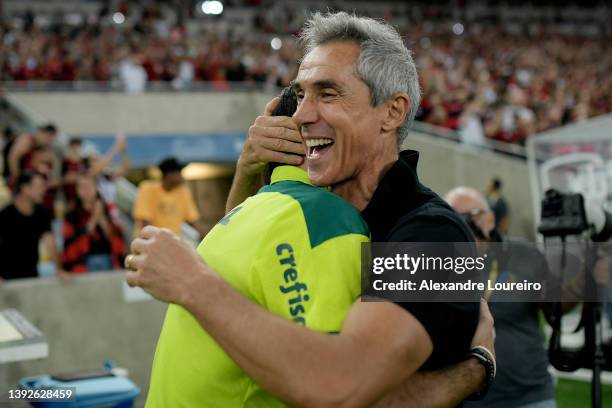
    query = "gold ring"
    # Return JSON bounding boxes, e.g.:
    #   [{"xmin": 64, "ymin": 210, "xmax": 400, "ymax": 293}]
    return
[{"xmin": 124, "ymin": 254, "xmax": 135, "ymax": 270}]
